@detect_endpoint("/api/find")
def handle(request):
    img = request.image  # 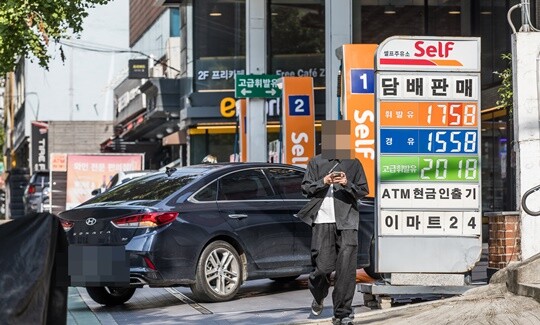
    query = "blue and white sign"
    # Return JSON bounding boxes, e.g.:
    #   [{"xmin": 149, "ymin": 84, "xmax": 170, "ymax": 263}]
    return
[
  {"xmin": 288, "ymin": 95, "xmax": 310, "ymax": 116},
  {"xmin": 380, "ymin": 129, "xmax": 478, "ymax": 154},
  {"xmin": 351, "ymin": 69, "xmax": 375, "ymax": 94}
]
